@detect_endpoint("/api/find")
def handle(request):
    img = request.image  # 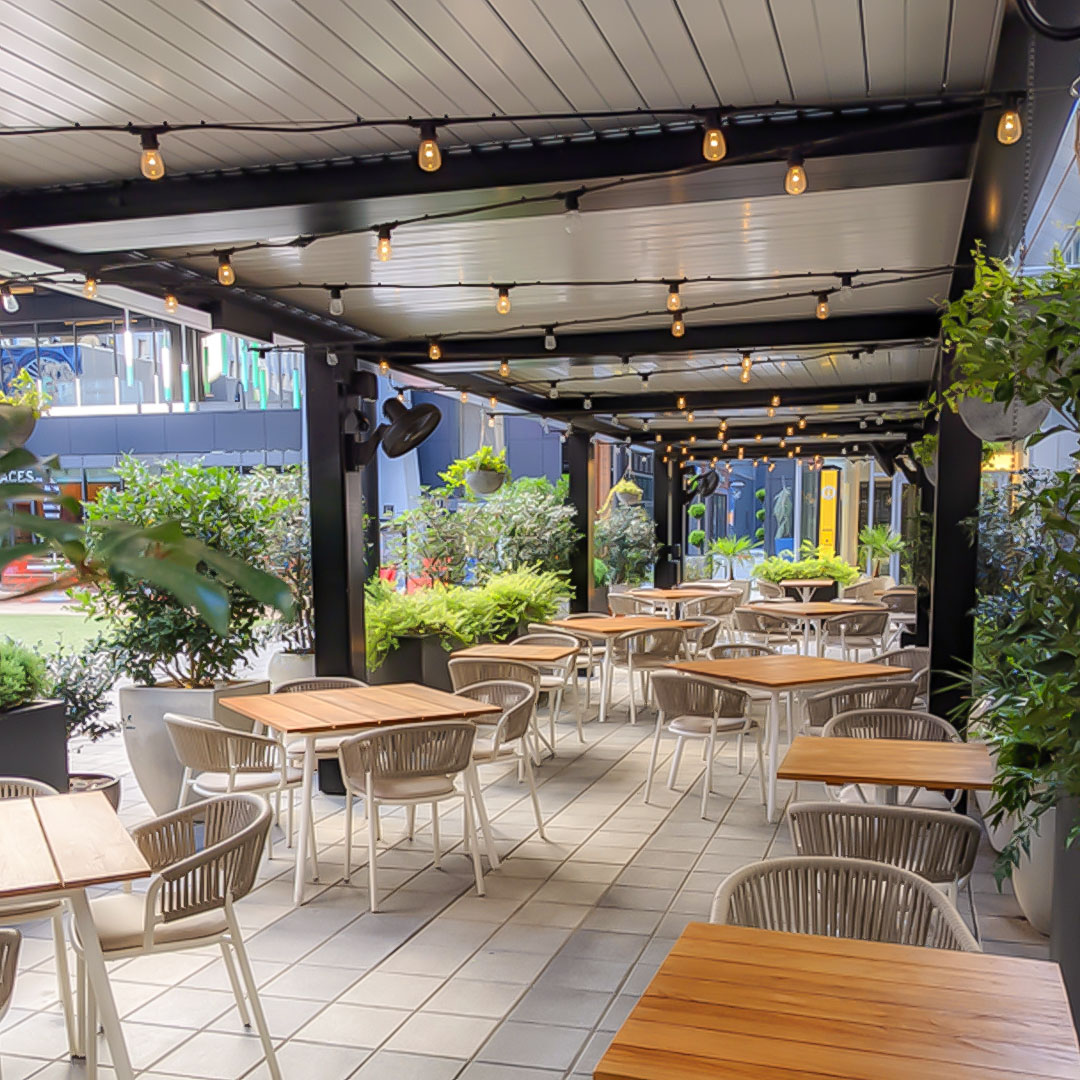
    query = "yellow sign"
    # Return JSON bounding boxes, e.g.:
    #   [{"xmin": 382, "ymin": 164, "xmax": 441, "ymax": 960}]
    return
[{"xmin": 818, "ymin": 469, "xmax": 839, "ymax": 555}]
